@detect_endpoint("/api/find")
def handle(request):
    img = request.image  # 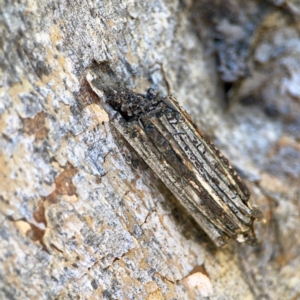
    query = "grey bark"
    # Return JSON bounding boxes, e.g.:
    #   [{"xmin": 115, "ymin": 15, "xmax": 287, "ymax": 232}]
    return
[{"xmin": 1, "ymin": 0, "xmax": 300, "ymax": 299}]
